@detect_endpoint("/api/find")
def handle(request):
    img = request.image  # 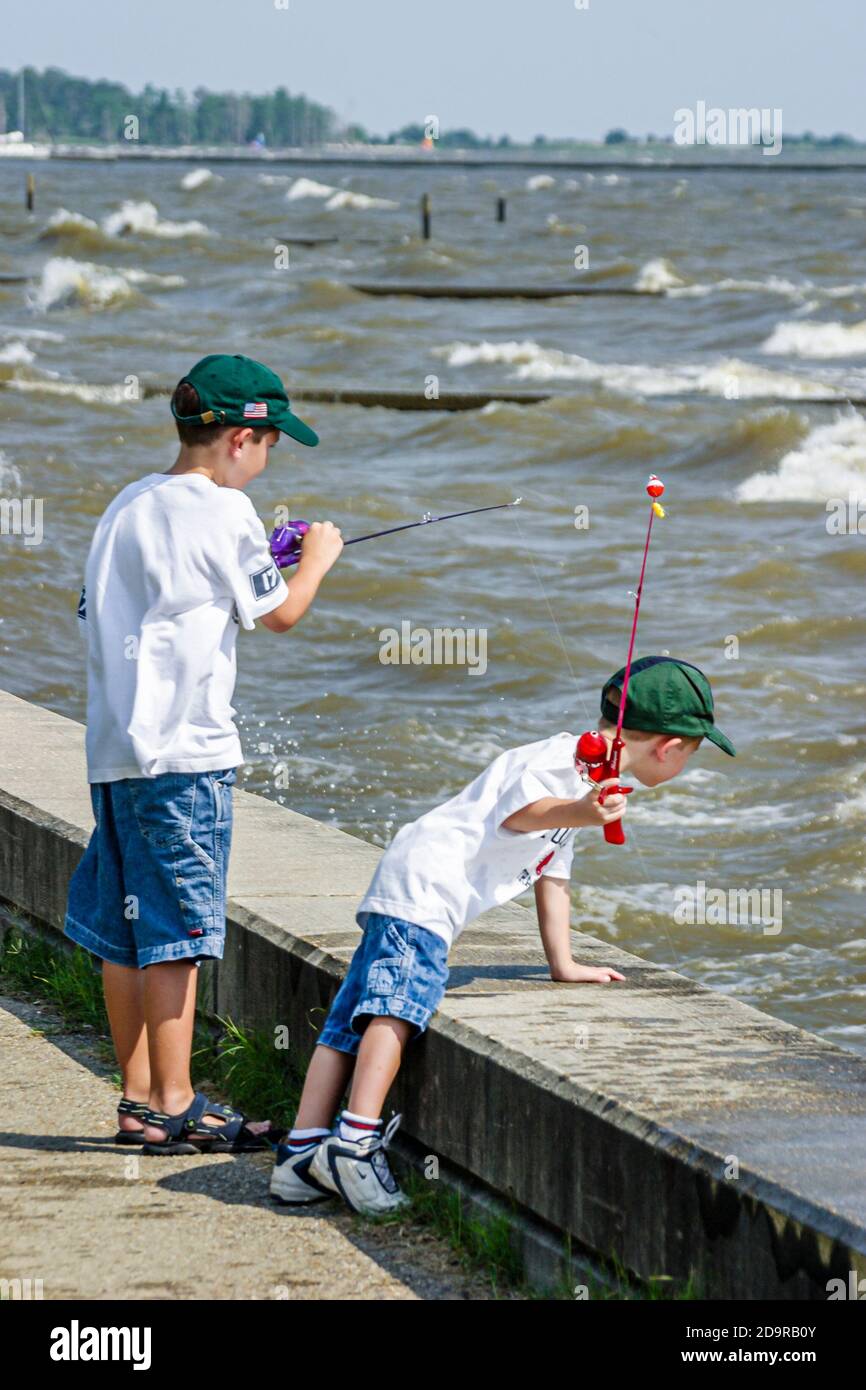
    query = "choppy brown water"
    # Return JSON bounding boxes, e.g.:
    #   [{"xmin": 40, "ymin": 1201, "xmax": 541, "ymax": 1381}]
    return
[{"xmin": 1, "ymin": 155, "xmax": 865, "ymax": 1052}]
